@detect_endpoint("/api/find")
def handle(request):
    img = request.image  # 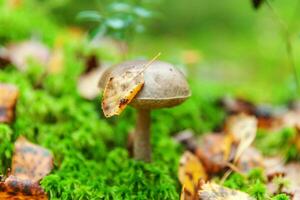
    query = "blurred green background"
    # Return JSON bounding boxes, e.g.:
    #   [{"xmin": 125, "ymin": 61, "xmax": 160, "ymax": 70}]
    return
[{"xmin": 1, "ymin": 0, "xmax": 300, "ymax": 102}]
